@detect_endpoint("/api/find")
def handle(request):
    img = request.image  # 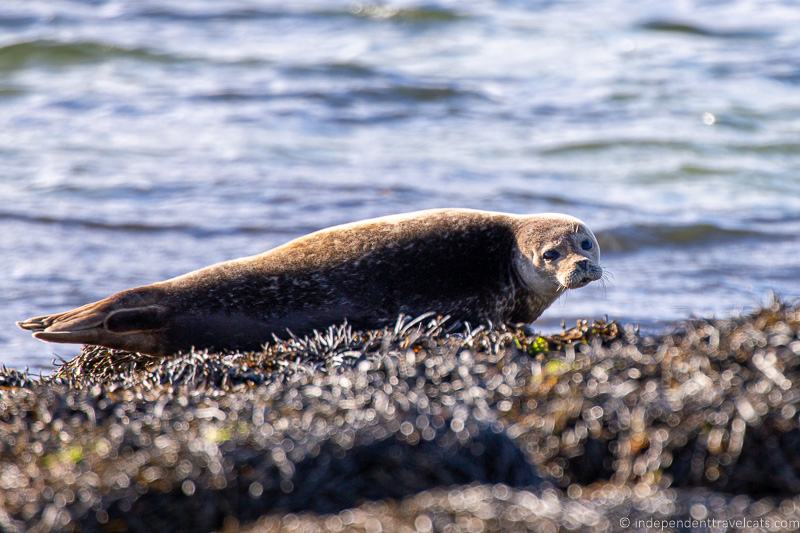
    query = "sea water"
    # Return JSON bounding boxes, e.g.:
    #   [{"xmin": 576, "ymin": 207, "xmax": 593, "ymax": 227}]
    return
[{"xmin": 1, "ymin": 0, "xmax": 799, "ymax": 368}]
